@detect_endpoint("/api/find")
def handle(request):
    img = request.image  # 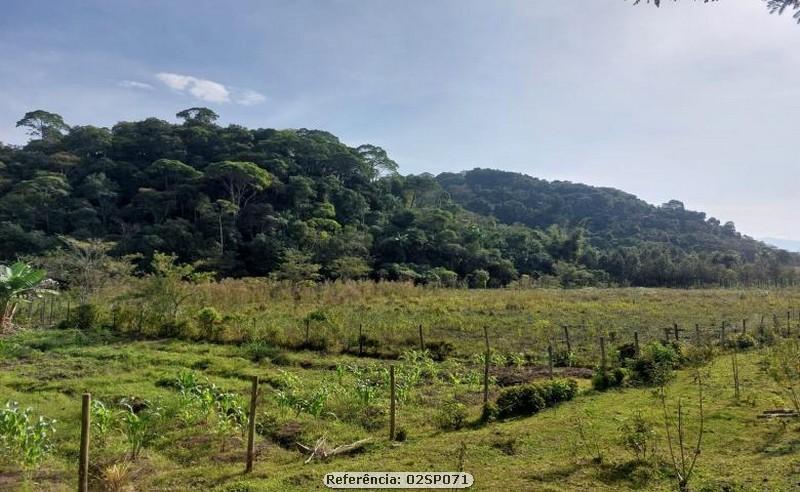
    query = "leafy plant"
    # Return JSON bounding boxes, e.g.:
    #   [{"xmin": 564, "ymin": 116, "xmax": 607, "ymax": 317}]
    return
[
  {"xmin": 434, "ymin": 401, "xmax": 468, "ymax": 431},
  {"xmin": 0, "ymin": 262, "xmax": 55, "ymax": 332},
  {"xmin": 0, "ymin": 401, "xmax": 56, "ymax": 470},
  {"xmin": 90, "ymin": 399, "xmax": 115, "ymax": 446},
  {"xmin": 619, "ymin": 411, "xmax": 656, "ymax": 462},
  {"xmin": 120, "ymin": 400, "xmax": 161, "ymax": 460}
]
